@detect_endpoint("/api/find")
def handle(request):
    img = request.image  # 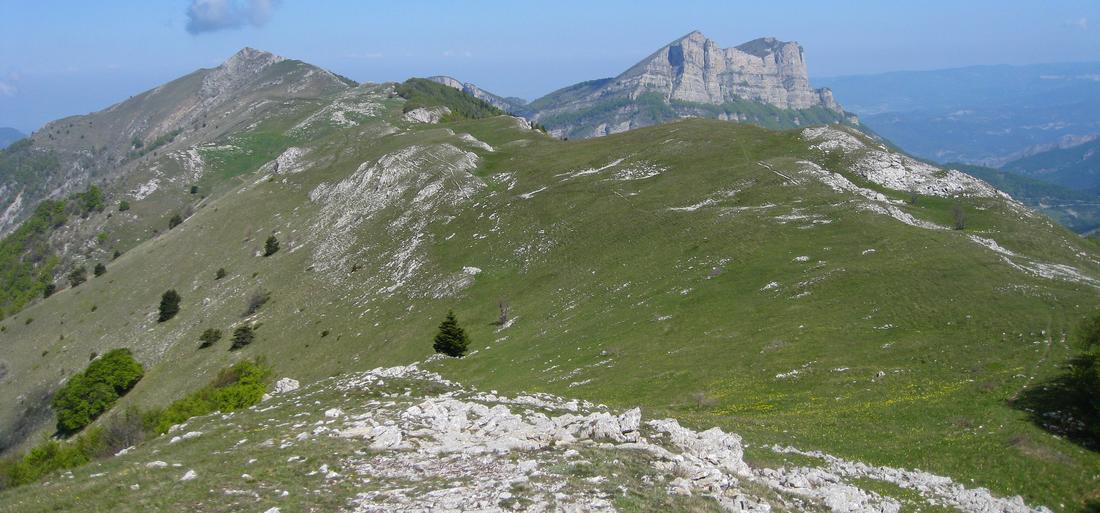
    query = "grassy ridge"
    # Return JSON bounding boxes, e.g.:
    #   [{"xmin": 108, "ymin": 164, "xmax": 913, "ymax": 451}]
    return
[
  {"xmin": 395, "ymin": 78, "xmax": 504, "ymax": 119},
  {"xmin": 0, "ymin": 92, "xmax": 1098, "ymax": 510}
]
